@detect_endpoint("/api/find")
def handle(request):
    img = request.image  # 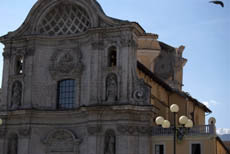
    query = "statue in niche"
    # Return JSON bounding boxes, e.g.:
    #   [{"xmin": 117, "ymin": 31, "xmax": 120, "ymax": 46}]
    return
[
  {"xmin": 104, "ymin": 130, "xmax": 116, "ymax": 154},
  {"xmin": 106, "ymin": 74, "xmax": 118, "ymax": 102},
  {"xmin": 11, "ymin": 81, "xmax": 22, "ymax": 109},
  {"xmin": 8, "ymin": 134, "xmax": 18, "ymax": 154}
]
